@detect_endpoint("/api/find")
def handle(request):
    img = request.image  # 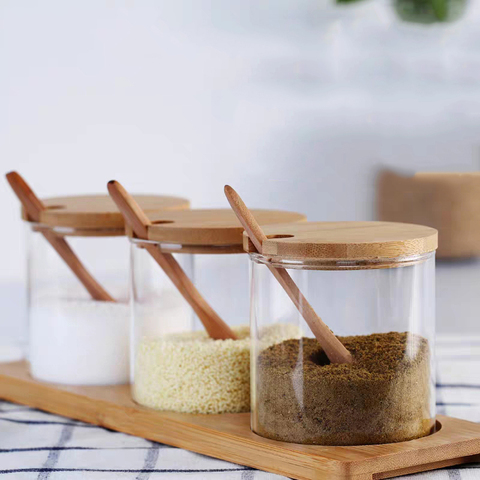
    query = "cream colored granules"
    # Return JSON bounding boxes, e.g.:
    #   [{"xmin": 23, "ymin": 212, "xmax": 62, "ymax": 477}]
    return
[{"xmin": 133, "ymin": 323, "xmax": 300, "ymax": 414}]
